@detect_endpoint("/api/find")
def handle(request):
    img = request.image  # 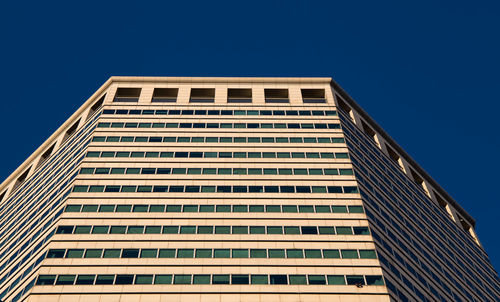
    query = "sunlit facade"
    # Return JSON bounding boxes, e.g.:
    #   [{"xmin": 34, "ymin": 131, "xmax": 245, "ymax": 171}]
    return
[{"xmin": 0, "ymin": 77, "xmax": 497, "ymax": 302}]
